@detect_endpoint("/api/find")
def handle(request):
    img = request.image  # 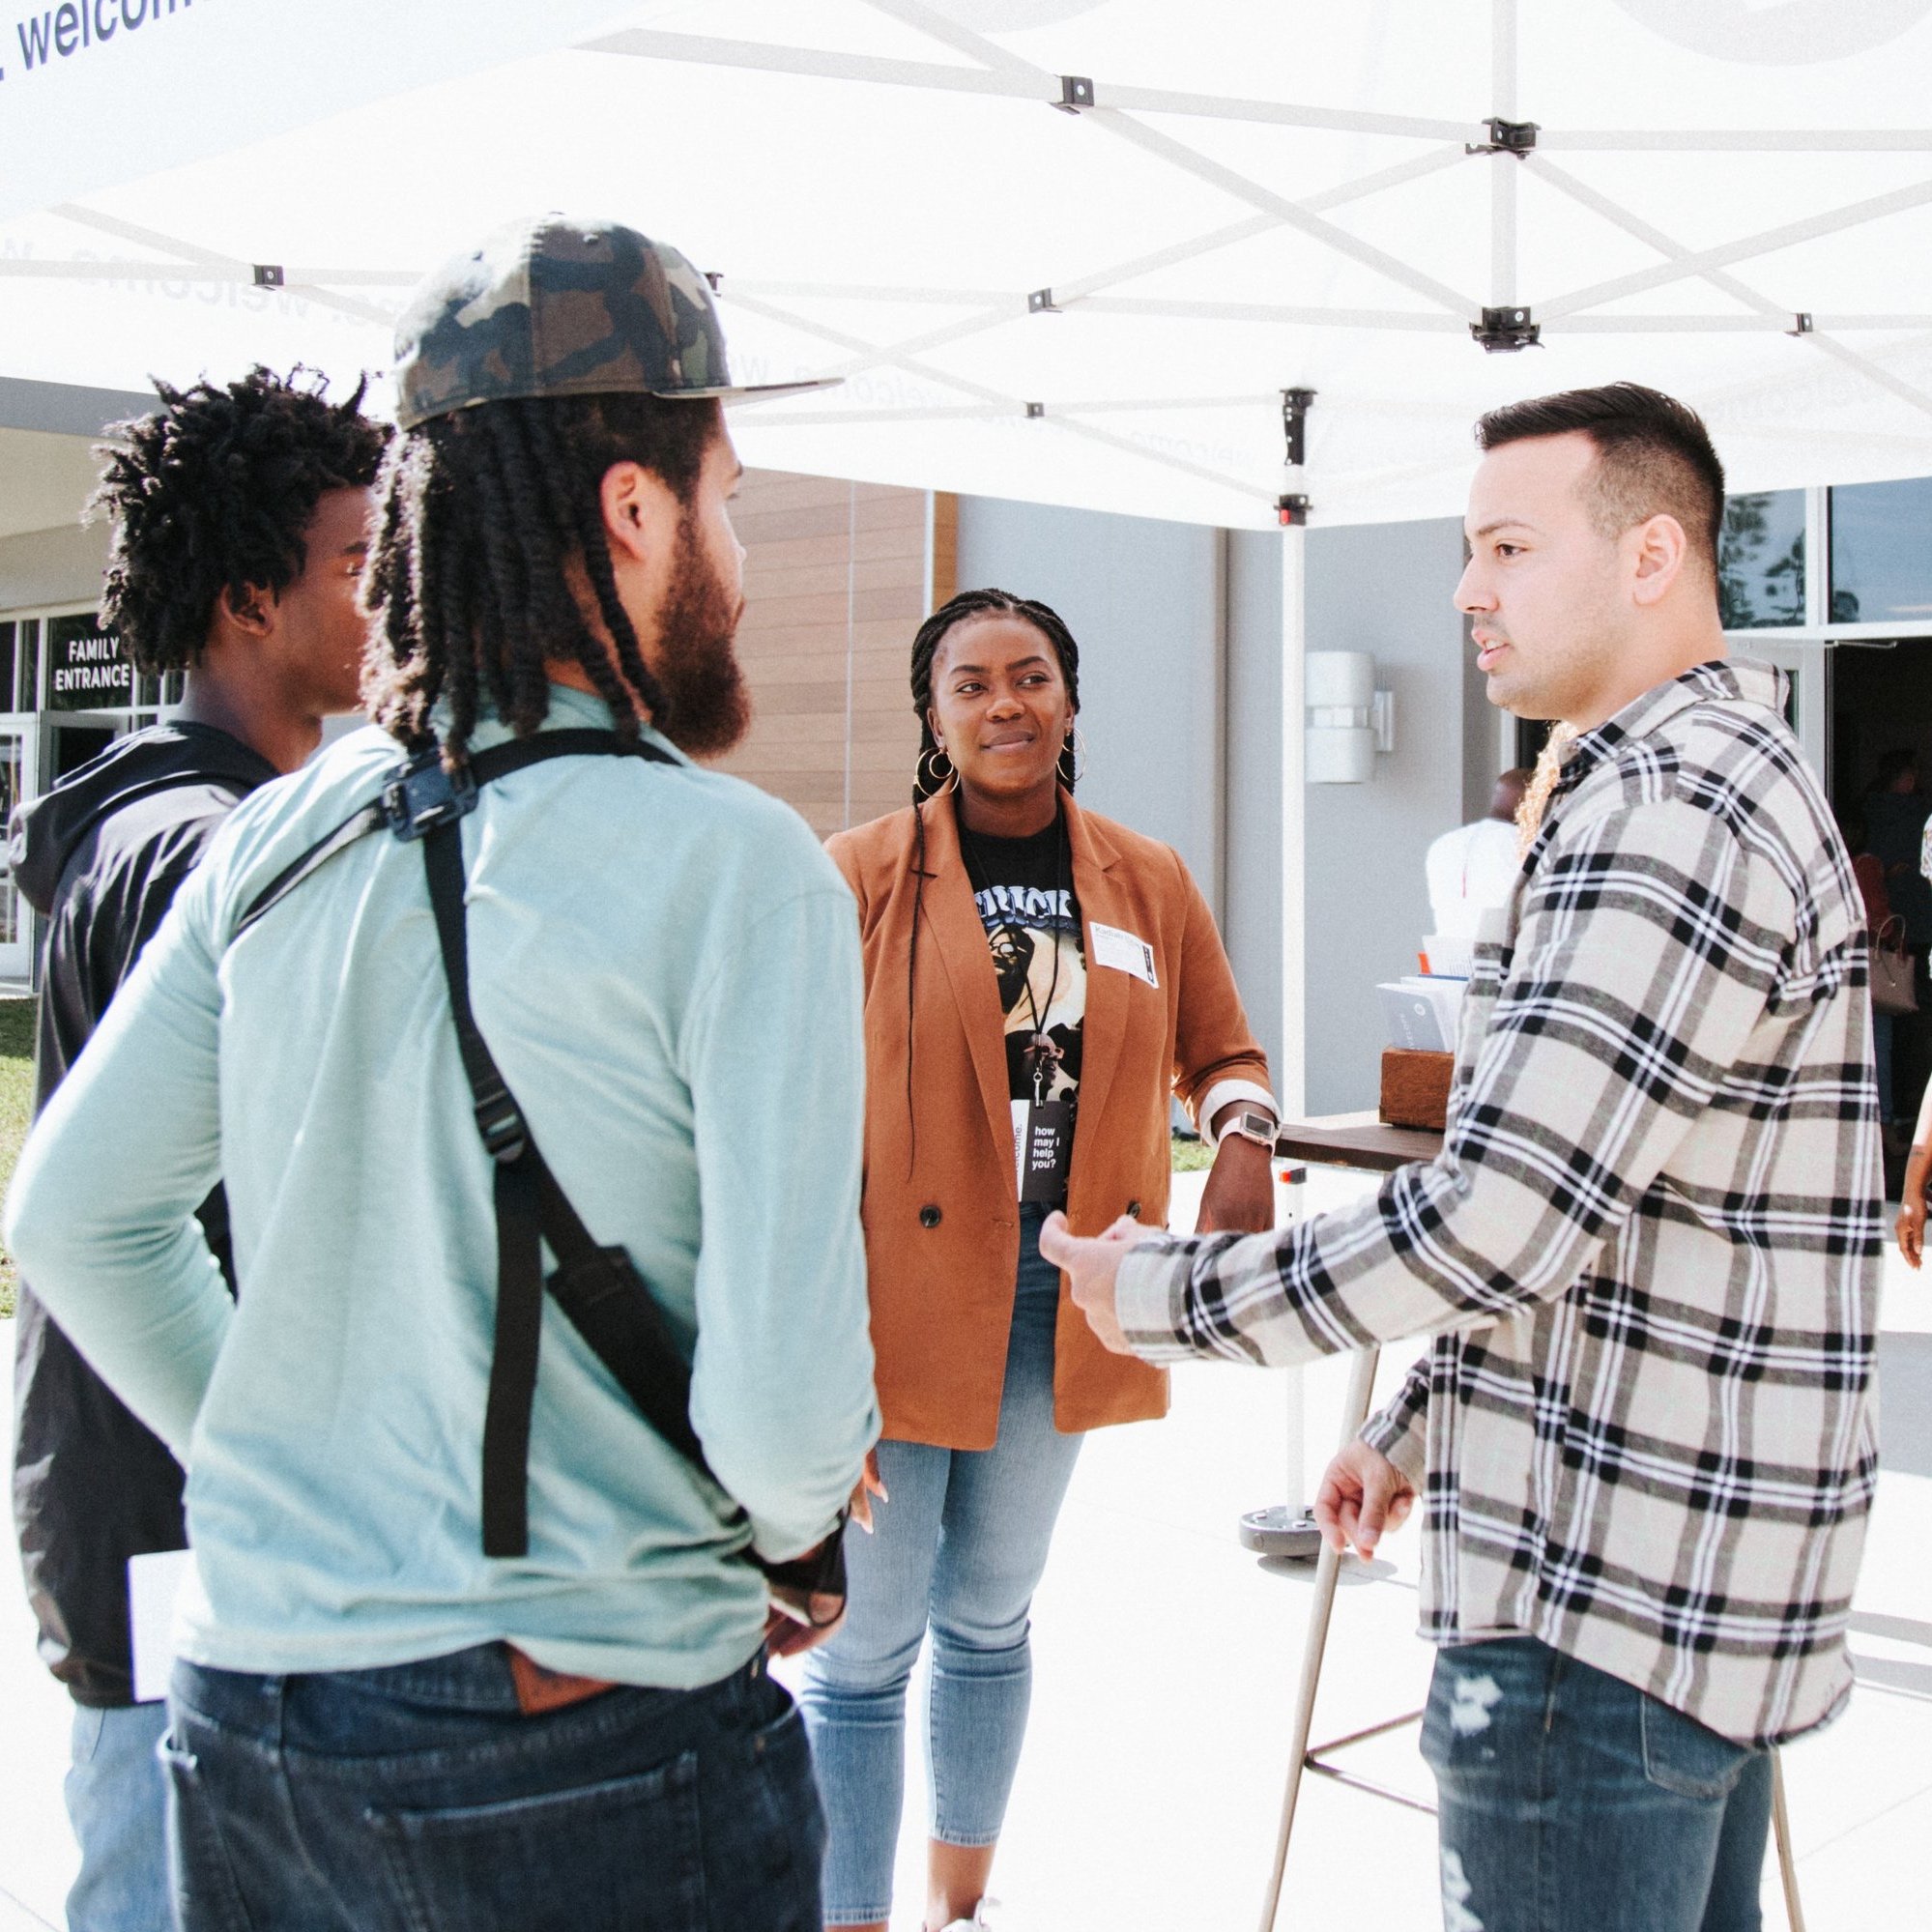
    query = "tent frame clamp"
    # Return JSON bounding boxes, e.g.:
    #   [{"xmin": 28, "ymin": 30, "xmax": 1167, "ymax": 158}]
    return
[{"xmin": 1251, "ymin": 1141, "xmax": 1809, "ymax": 1932}]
